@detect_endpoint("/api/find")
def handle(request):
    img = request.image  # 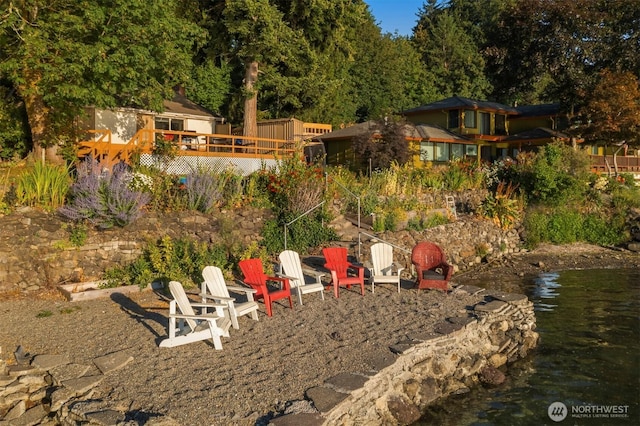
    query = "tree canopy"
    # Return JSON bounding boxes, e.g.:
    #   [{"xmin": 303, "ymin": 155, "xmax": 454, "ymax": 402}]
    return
[
  {"xmin": 583, "ymin": 70, "xmax": 640, "ymax": 147},
  {"xmin": 0, "ymin": 0, "xmax": 203, "ymax": 162},
  {"xmin": 1, "ymin": 0, "xmax": 638, "ymax": 161}
]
